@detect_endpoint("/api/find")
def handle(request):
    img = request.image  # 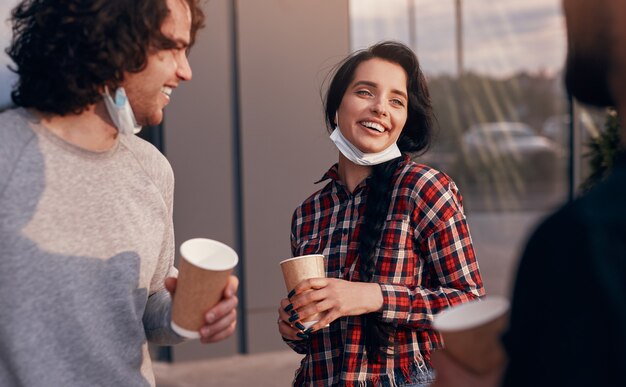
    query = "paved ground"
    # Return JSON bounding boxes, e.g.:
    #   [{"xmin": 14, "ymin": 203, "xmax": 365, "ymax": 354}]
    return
[
  {"xmin": 154, "ymin": 350, "xmax": 302, "ymax": 387},
  {"xmin": 154, "ymin": 209, "xmax": 552, "ymax": 387}
]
